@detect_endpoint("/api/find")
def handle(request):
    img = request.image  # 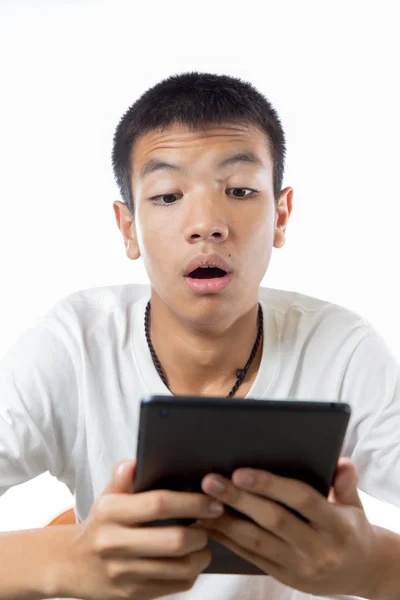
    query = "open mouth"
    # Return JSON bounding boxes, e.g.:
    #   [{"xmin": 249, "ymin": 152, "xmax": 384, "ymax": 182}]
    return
[
  {"xmin": 185, "ymin": 266, "xmax": 231, "ymax": 293},
  {"xmin": 188, "ymin": 267, "xmax": 227, "ymax": 279}
]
